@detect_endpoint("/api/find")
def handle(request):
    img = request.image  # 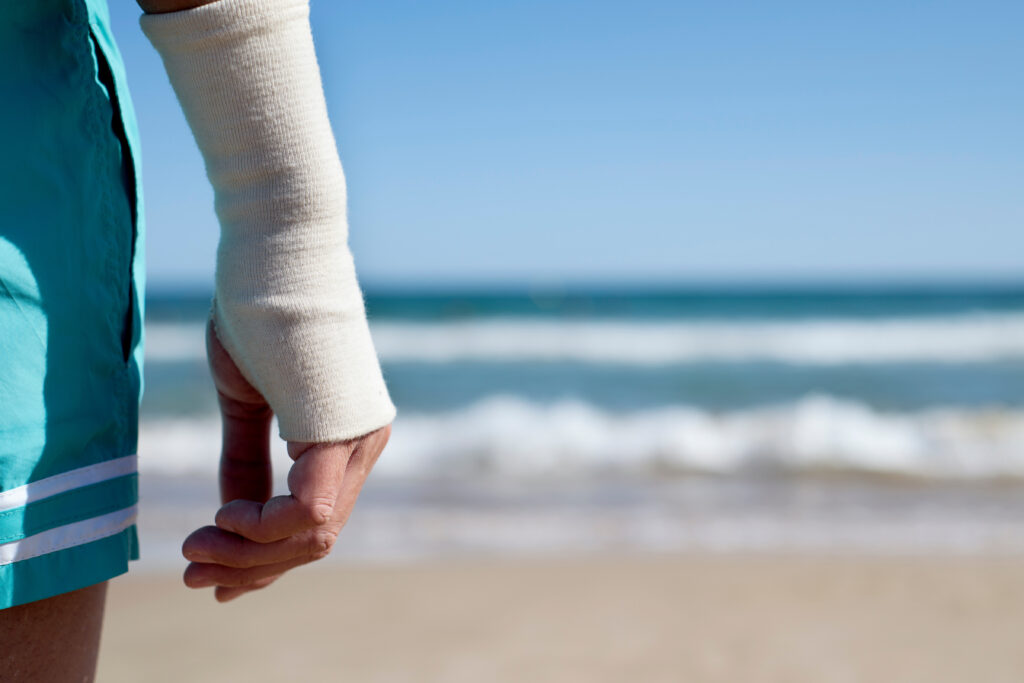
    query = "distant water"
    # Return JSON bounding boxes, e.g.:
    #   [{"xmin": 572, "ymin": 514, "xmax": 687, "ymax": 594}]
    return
[{"xmin": 134, "ymin": 284, "xmax": 1024, "ymax": 565}]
